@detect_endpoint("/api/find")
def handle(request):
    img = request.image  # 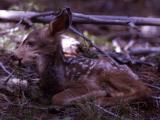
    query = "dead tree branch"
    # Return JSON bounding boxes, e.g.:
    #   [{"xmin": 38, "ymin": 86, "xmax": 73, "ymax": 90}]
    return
[
  {"xmin": 1, "ymin": 10, "xmax": 160, "ymax": 26},
  {"xmin": 129, "ymin": 47, "xmax": 160, "ymax": 55}
]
